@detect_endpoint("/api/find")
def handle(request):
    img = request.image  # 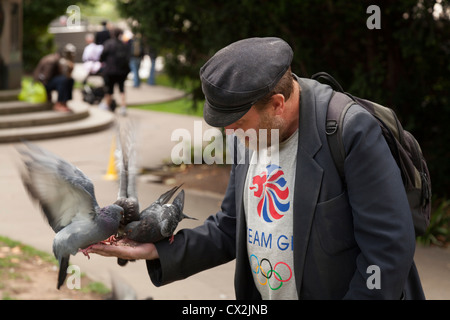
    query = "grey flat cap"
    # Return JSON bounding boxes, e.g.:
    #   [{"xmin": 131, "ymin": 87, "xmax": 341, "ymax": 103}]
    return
[{"xmin": 200, "ymin": 37, "xmax": 293, "ymax": 127}]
